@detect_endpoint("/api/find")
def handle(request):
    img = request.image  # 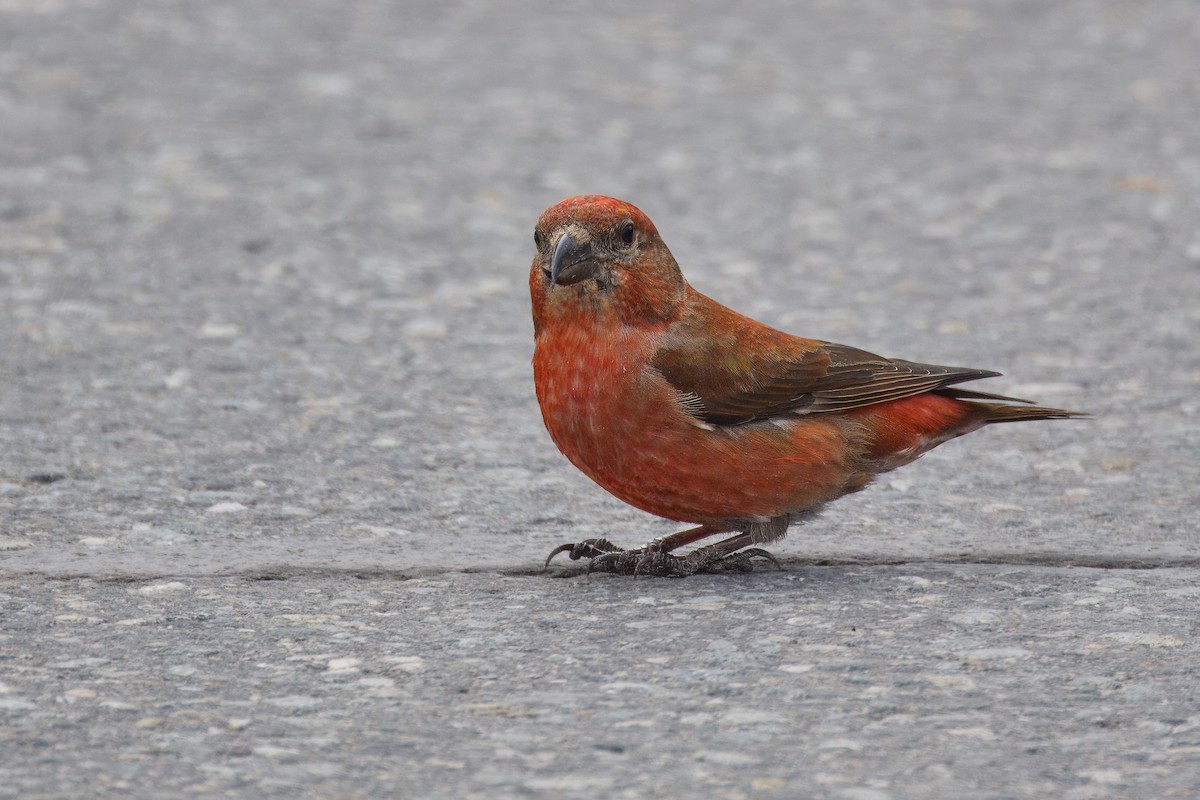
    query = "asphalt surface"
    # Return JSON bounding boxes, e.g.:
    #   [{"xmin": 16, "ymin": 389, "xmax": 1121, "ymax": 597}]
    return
[{"xmin": 2, "ymin": 1, "xmax": 1199, "ymax": 798}]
